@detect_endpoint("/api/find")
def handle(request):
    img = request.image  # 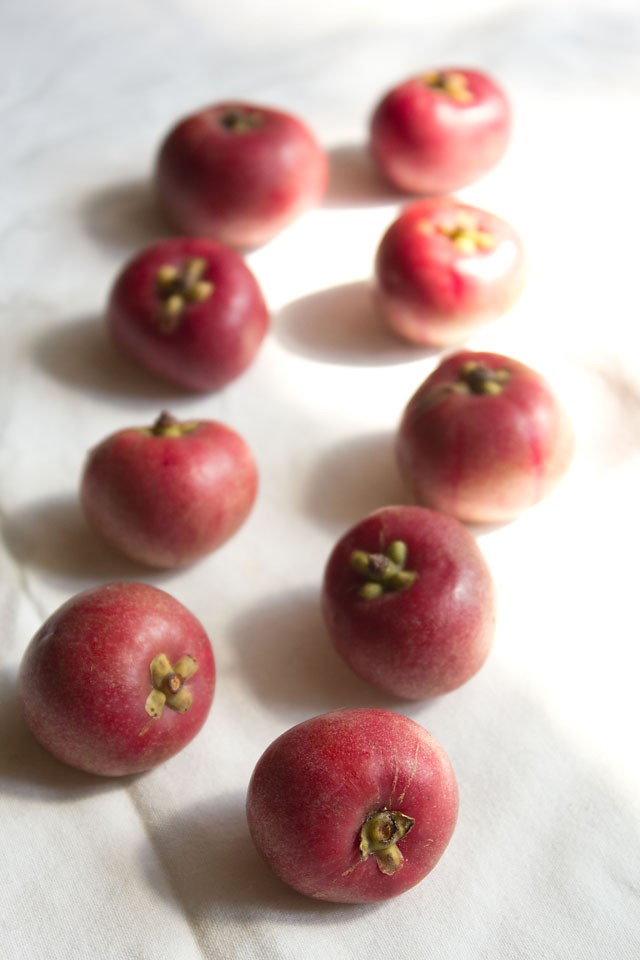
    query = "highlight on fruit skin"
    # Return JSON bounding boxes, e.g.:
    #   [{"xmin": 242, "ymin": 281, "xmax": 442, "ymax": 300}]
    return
[
  {"xmin": 374, "ymin": 196, "xmax": 526, "ymax": 347},
  {"xmin": 396, "ymin": 350, "xmax": 575, "ymax": 524},
  {"xmin": 369, "ymin": 67, "xmax": 511, "ymax": 195},
  {"xmin": 246, "ymin": 708, "xmax": 459, "ymax": 902},
  {"xmin": 18, "ymin": 581, "xmax": 216, "ymax": 776},
  {"xmin": 322, "ymin": 505, "xmax": 496, "ymax": 698}
]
